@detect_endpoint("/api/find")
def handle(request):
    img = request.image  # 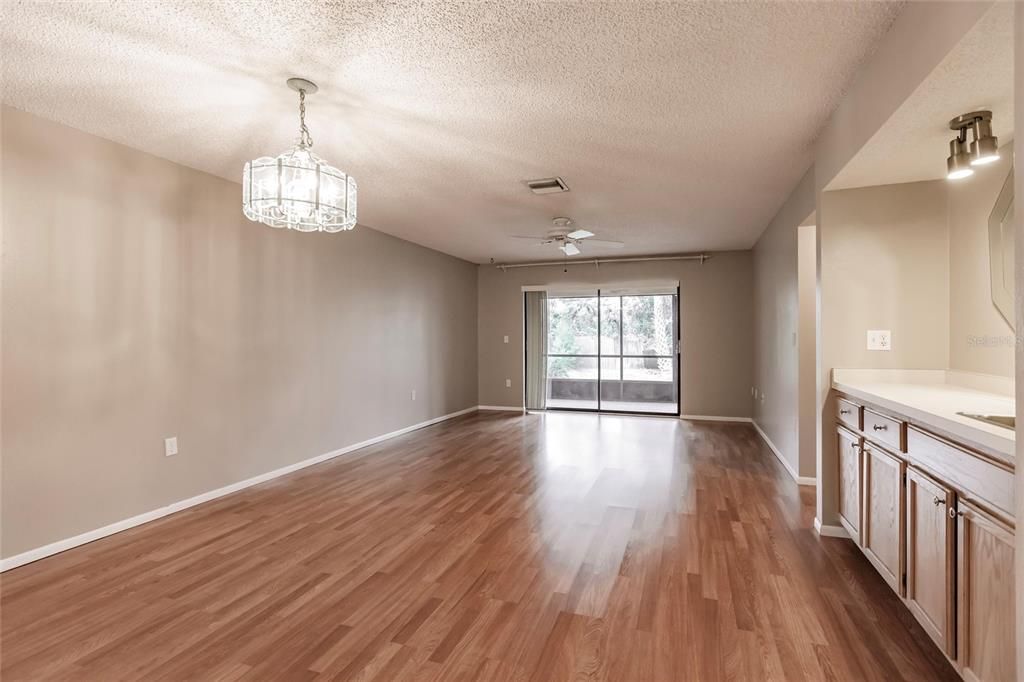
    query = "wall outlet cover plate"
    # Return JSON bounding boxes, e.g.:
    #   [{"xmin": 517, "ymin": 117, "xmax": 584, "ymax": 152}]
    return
[{"xmin": 866, "ymin": 330, "xmax": 892, "ymax": 351}]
